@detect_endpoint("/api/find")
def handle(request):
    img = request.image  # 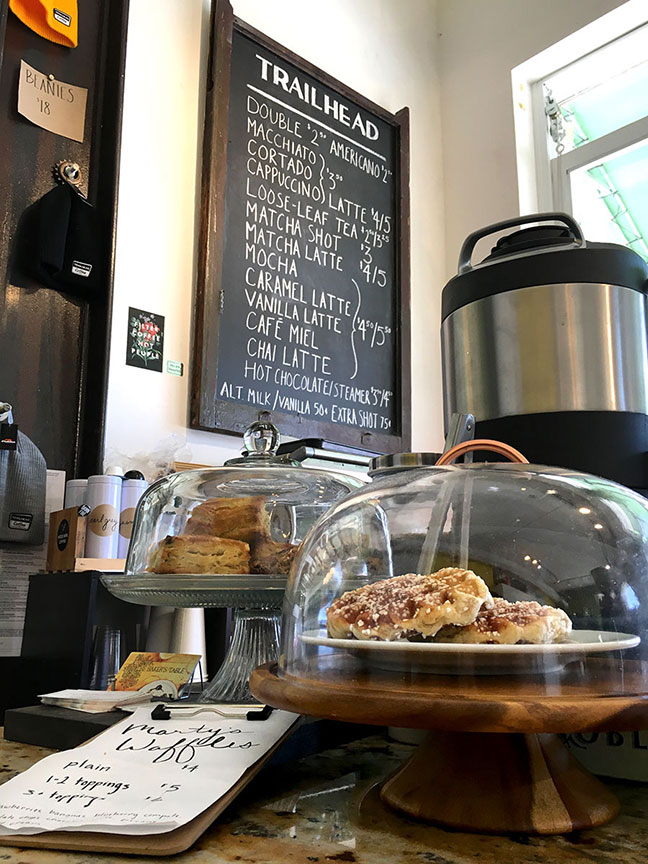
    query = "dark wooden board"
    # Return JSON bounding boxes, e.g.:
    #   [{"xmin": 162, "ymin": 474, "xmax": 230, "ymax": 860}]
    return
[
  {"xmin": 192, "ymin": 0, "xmax": 411, "ymax": 454},
  {"xmin": 0, "ymin": 1, "xmax": 128, "ymax": 477}
]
